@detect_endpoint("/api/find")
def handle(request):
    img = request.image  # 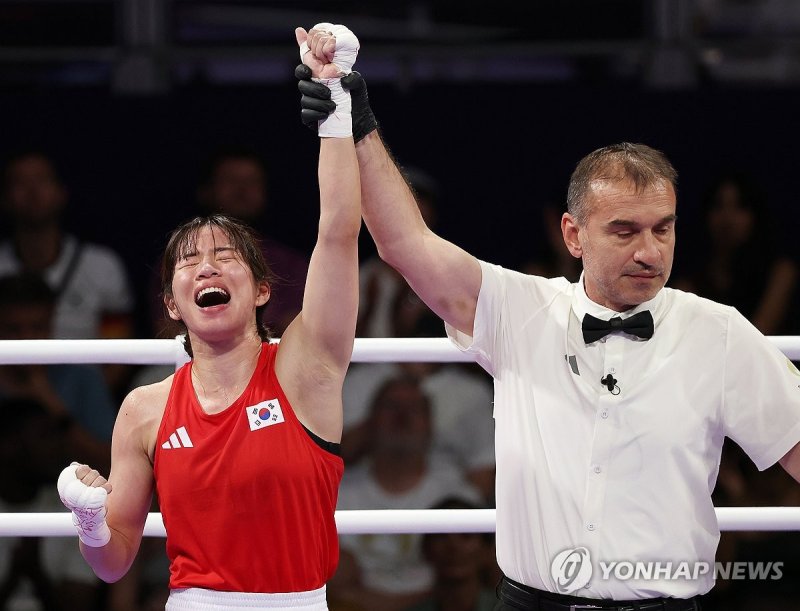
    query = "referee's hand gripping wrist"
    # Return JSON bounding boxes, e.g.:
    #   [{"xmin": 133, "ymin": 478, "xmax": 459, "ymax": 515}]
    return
[
  {"xmin": 296, "ymin": 64, "xmax": 336, "ymax": 129},
  {"xmin": 341, "ymin": 71, "xmax": 378, "ymax": 143},
  {"xmin": 57, "ymin": 463, "xmax": 112, "ymax": 547},
  {"xmin": 296, "ymin": 66, "xmax": 378, "ymax": 142}
]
